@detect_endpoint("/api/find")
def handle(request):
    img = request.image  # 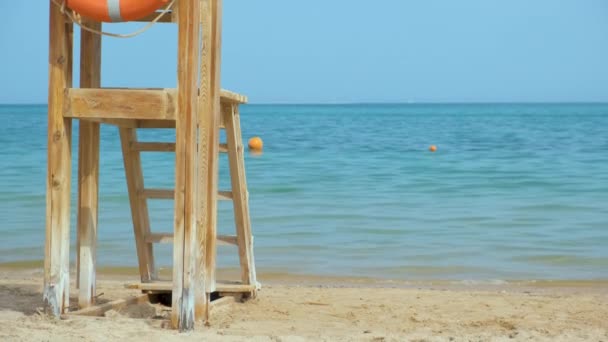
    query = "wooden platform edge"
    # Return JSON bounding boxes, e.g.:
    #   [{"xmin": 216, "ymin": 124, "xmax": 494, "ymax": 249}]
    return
[{"xmin": 125, "ymin": 281, "xmax": 258, "ymax": 294}]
